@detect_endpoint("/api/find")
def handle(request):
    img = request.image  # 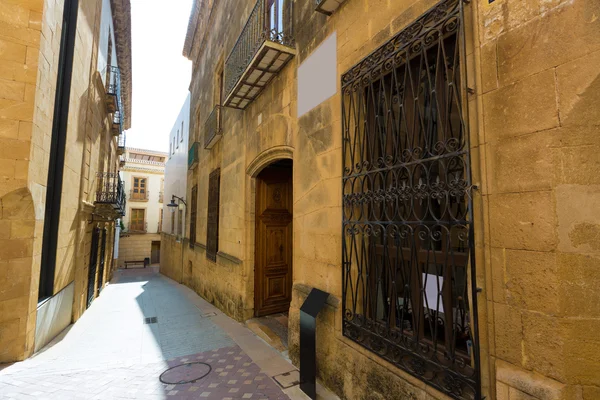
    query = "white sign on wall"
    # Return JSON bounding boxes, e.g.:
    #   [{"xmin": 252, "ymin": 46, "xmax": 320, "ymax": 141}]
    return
[{"xmin": 298, "ymin": 32, "xmax": 337, "ymax": 117}]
